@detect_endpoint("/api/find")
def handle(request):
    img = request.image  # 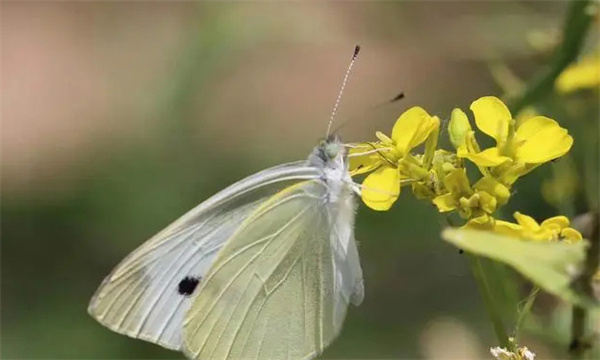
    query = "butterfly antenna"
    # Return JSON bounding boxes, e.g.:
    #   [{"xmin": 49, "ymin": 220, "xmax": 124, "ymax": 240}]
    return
[
  {"xmin": 389, "ymin": 92, "xmax": 405, "ymax": 102},
  {"xmin": 326, "ymin": 45, "xmax": 361, "ymax": 137},
  {"xmin": 330, "ymin": 91, "xmax": 405, "ymax": 135}
]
